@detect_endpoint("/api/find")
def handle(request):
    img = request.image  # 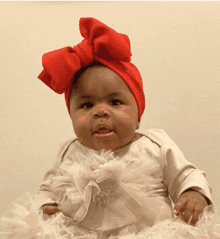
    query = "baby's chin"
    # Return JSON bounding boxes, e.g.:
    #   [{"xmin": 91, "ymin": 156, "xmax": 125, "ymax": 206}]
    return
[
  {"xmin": 79, "ymin": 134, "xmax": 138, "ymax": 151},
  {"xmin": 79, "ymin": 140, "xmax": 119, "ymax": 151},
  {"xmin": 91, "ymin": 142, "xmax": 119, "ymax": 151}
]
